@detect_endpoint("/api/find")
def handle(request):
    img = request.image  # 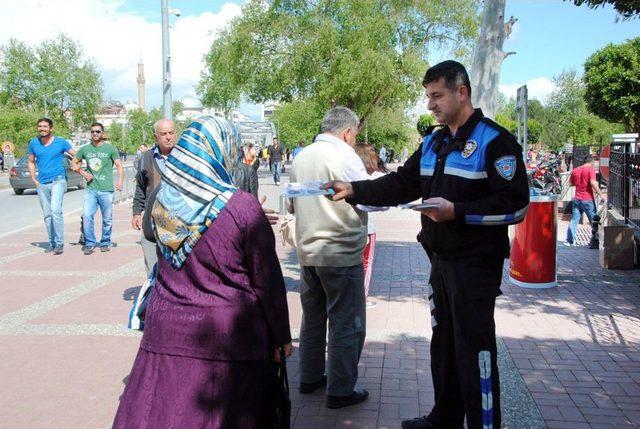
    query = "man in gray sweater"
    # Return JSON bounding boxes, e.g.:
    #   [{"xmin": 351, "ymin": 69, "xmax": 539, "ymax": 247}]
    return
[
  {"xmin": 131, "ymin": 119, "xmax": 176, "ymax": 275},
  {"xmin": 290, "ymin": 106, "xmax": 370, "ymax": 409}
]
